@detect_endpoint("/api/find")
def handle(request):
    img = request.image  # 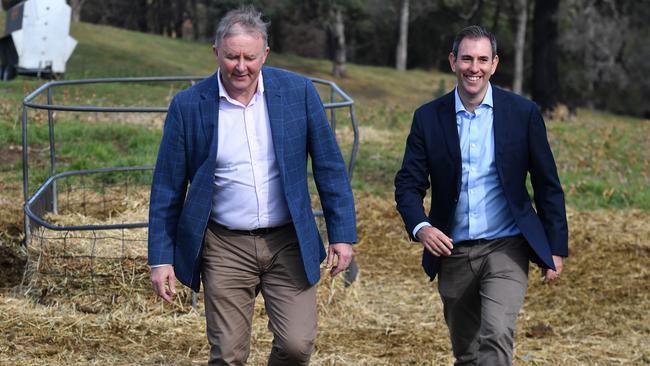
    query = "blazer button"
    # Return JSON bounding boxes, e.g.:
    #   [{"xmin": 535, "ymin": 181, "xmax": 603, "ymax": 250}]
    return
[{"xmin": 453, "ymin": 198, "xmax": 458, "ymax": 203}]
